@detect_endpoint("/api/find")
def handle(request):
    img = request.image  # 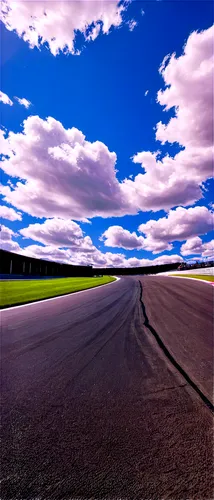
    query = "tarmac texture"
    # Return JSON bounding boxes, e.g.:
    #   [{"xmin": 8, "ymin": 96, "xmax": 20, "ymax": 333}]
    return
[{"xmin": 1, "ymin": 276, "xmax": 213, "ymax": 499}]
